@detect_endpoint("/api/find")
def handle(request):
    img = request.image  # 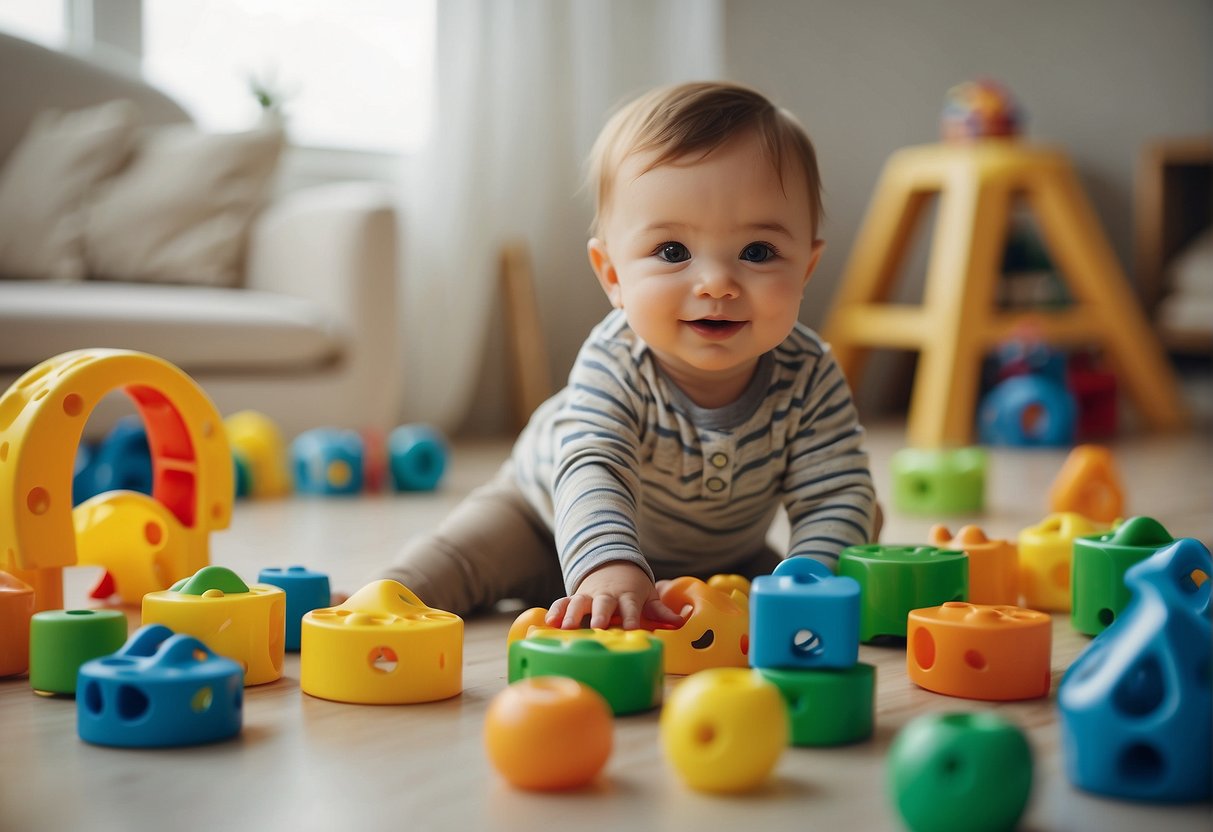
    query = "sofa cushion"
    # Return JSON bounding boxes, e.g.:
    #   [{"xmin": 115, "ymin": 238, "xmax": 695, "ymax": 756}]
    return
[
  {"xmin": 0, "ymin": 99, "xmax": 139, "ymax": 281},
  {"xmin": 84, "ymin": 124, "xmax": 284, "ymax": 288},
  {"xmin": 0, "ymin": 281, "xmax": 345, "ymax": 372}
]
